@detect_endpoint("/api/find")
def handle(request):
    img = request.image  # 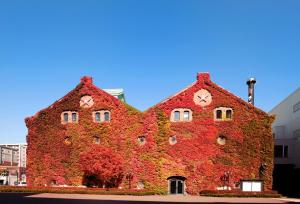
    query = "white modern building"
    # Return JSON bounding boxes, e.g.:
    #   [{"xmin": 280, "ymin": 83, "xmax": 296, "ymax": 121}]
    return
[
  {"xmin": 269, "ymin": 87, "xmax": 300, "ymax": 168},
  {"xmin": 0, "ymin": 144, "xmax": 27, "ymax": 185}
]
